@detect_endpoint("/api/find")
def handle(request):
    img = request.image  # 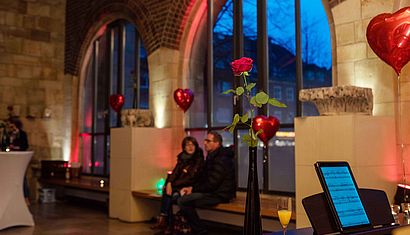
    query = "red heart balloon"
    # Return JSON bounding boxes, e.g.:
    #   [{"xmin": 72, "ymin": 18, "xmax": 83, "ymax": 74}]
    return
[
  {"xmin": 109, "ymin": 94, "xmax": 124, "ymax": 113},
  {"xmin": 252, "ymin": 115, "xmax": 280, "ymax": 145},
  {"xmin": 366, "ymin": 7, "xmax": 410, "ymax": 75},
  {"xmin": 174, "ymin": 88, "xmax": 194, "ymax": 112}
]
